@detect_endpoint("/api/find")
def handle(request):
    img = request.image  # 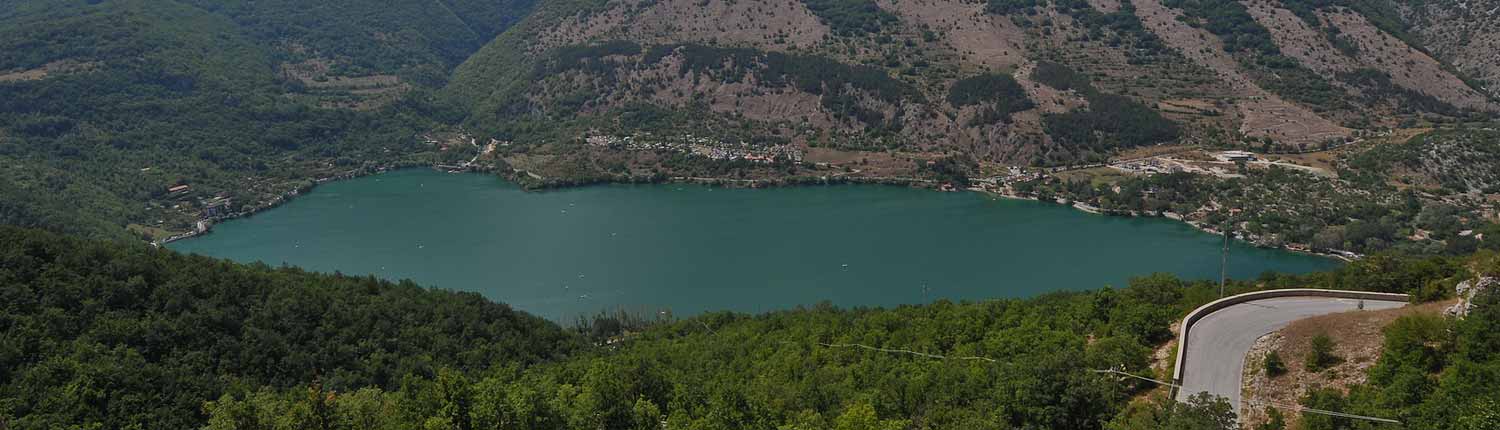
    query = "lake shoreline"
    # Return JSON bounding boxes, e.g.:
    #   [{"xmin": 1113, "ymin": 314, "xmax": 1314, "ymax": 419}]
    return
[
  {"xmin": 171, "ymin": 168, "xmax": 1340, "ymax": 320},
  {"xmin": 970, "ymin": 187, "xmax": 1356, "ymax": 262},
  {"xmin": 171, "ymin": 162, "xmax": 1350, "ymax": 264},
  {"xmin": 168, "ymin": 161, "xmax": 944, "ymax": 245}
]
